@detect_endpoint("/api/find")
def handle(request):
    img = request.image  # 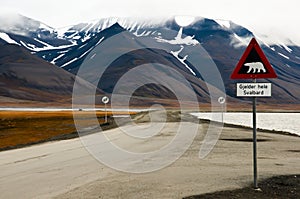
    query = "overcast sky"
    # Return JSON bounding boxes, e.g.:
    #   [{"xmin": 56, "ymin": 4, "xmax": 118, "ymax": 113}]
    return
[{"xmin": 1, "ymin": 0, "xmax": 299, "ymax": 44}]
